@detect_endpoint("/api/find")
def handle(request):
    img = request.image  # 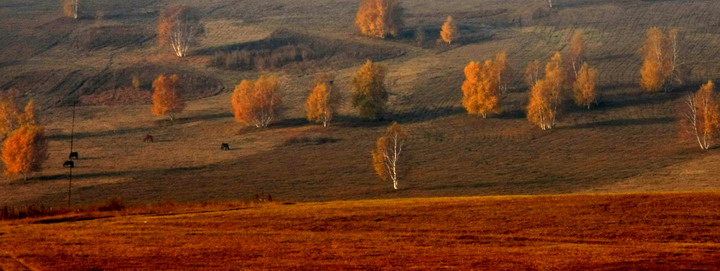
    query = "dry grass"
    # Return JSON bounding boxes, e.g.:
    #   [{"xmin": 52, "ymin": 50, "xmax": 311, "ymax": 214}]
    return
[
  {"xmin": 0, "ymin": 192, "xmax": 718, "ymax": 270},
  {"xmin": 0, "ymin": 0, "xmax": 720, "ymax": 207}
]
